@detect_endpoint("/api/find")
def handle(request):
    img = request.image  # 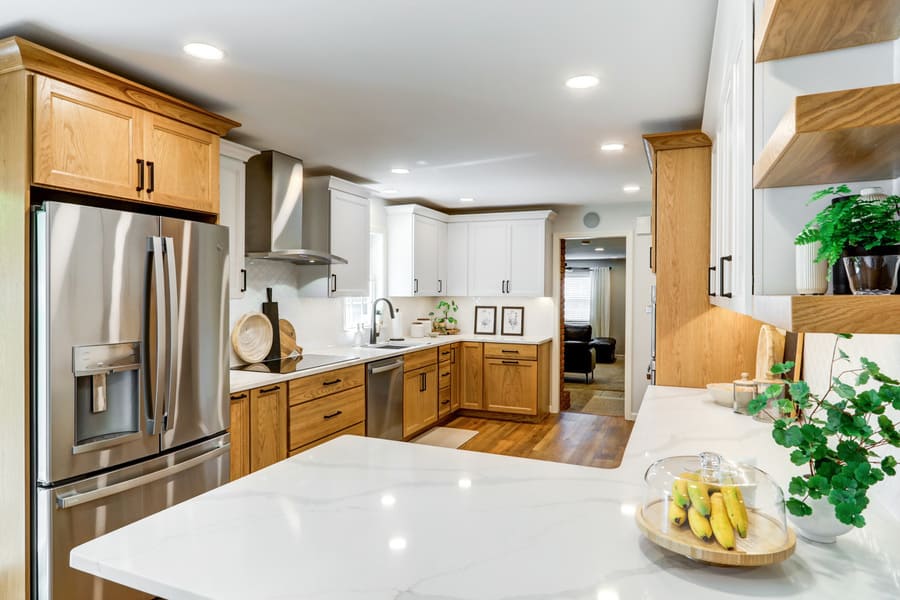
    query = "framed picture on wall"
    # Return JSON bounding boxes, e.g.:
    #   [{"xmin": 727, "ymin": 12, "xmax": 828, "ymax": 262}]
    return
[
  {"xmin": 474, "ymin": 306, "xmax": 497, "ymax": 335},
  {"xmin": 501, "ymin": 306, "xmax": 525, "ymax": 336}
]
